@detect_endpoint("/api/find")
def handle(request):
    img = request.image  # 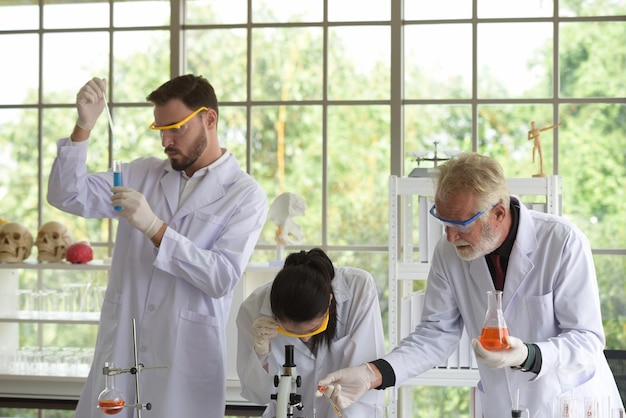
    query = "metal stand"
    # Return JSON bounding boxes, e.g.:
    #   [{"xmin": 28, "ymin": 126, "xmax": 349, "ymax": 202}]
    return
[{"xmin": 98, "ymin": 318, "xmax": 167, "ymax": 417}]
